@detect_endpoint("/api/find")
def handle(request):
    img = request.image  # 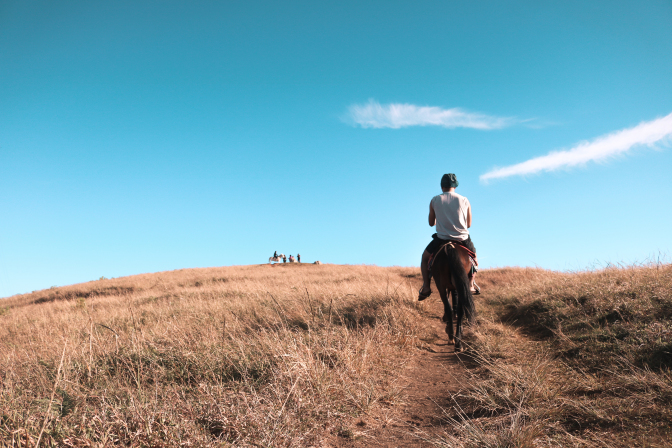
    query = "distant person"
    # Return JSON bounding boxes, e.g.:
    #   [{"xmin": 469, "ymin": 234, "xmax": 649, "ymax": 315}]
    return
[
  {"xmin": 418, "ymin": 173, "xmax": 479, "ymax": 301},
  {"xmin": 274, "ymin": 251, "xmax": 278, "ymax": 258},
  {"xmin": 283, "ymin": 255, "xmax": 287, "ymax": 263},
  {"xmin": 297, "ymin": 253, "xmax": 301, "ymax": 263},
  {"xmin": 289, "ymin": 255, "xmax": 294, "ymax": 262}
]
